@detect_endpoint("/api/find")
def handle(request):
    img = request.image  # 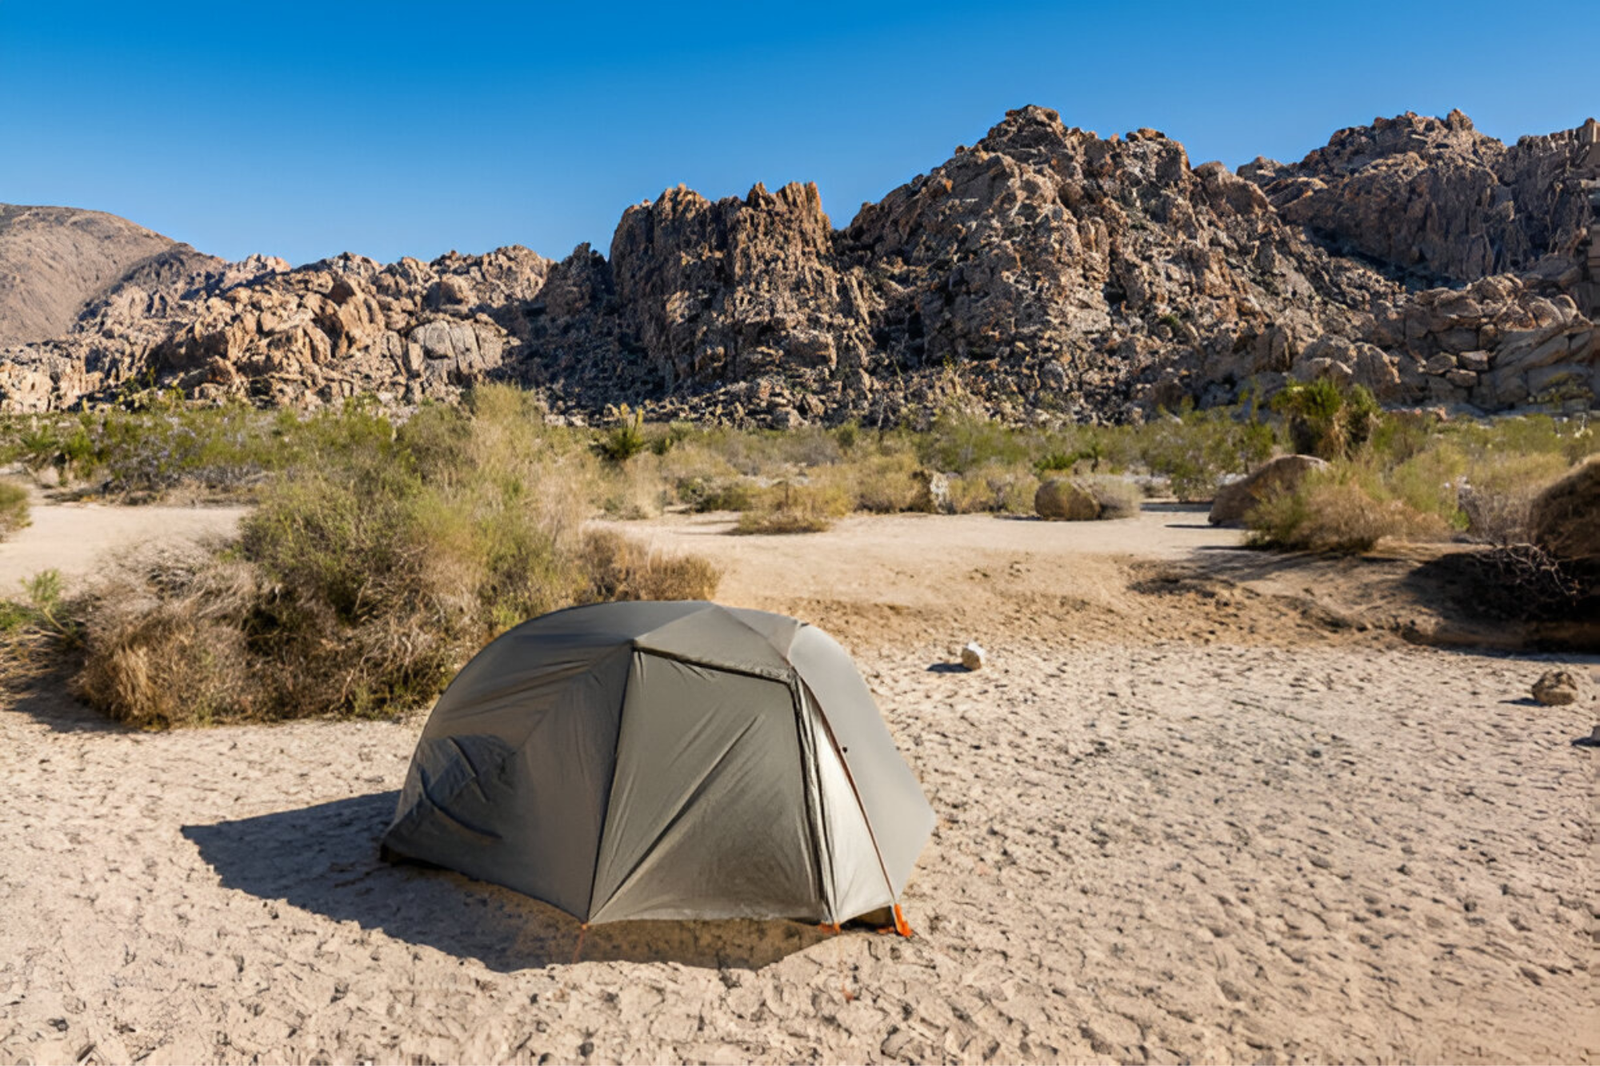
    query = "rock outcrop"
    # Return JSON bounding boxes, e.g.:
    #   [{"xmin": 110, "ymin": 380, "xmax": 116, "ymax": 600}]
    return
[{"xmin": 1, "ymin": 107, "xmax": 1596, "ymax": 423}]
